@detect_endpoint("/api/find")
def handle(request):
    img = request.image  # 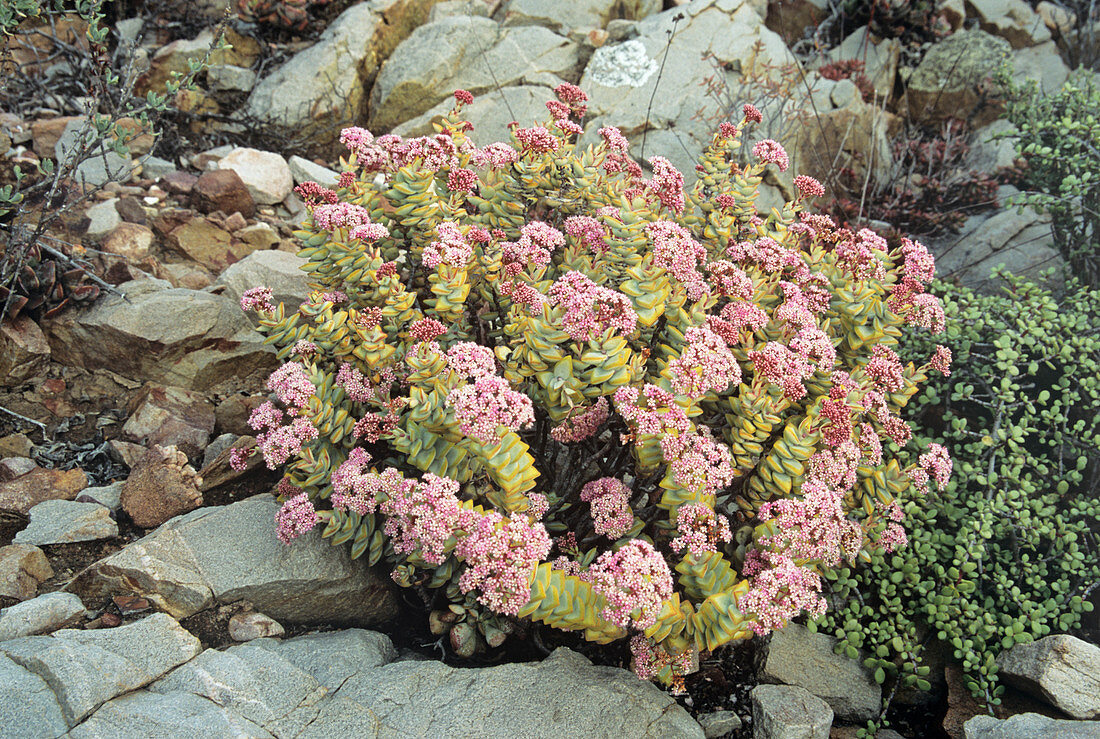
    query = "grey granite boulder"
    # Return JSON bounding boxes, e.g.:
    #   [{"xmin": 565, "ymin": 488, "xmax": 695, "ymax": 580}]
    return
[
  {"xmin": 760, "ymin": 623, "xmax": 880, "ymax": 721},
  {"xmin": 751, "ymin": 684, "xmax": 832, "ymax": 739},
  {"xmin": 69, "ymin": 495, "xmax": 399, "ymax": 626},
  {"xmin": 213, "ymin": 250, "xmax": 310, "ymax": 317},
  {"xmin": 905, "ymin": 30, "xmax": 1011, "ymax": 127},
  {"xmin": 369, "ymin": 15, "xmax": 581, "ymax": 131},
  {"xmin": 964, "ymin": 713, "xmax": 1100, "ymax": 738},
  {"xmin": 13, "ymin": 500, "xmax": 118, "ymax": 546},
  {"xmin": 0, "ymin": 592, "xmax": 86, "ymax": 640},
  {"xmin": 0, "ymin": 613, "xmax": 200, "ymax": 727},
  {"xmin": 0, "ymin": 653, "xmax": 68, "ymax": 739},
  {"xmin": 68, "ymin": 691, "xmax": 274, "ymax": 739},
  {"xmin": 996, "ymin": 635, "xmax": 1100, "ymax": 719},
  {"xmin": 500, "ymin": 0, "xmax": 661, "ymax": 34}
]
